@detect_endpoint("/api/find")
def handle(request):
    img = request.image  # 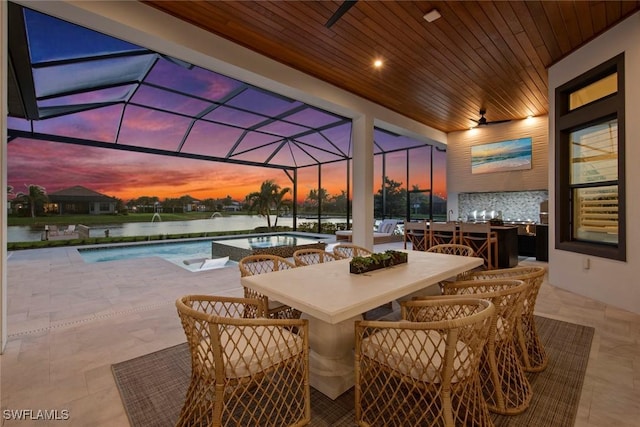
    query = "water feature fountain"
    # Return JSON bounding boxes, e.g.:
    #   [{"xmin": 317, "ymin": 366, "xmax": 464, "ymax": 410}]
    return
[
  {"xmin": 210, "ymin": 212, "xmax": 222, "ymax": 218},
  {"xmin": 148, "ymin": 213, "xmax": 162, "ymax": 240}
]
